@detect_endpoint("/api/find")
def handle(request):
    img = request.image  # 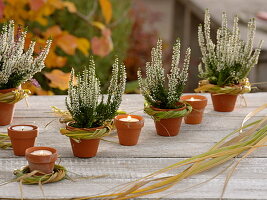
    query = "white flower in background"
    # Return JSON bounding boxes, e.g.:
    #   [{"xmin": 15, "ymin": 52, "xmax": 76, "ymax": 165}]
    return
[
  {"xmin": 0, "ymin": 21, "xmax": 52, "ymax": 89},
  {"xmin": 198, "ymin": 9, "xmax": 263, "ymax": 86}
]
